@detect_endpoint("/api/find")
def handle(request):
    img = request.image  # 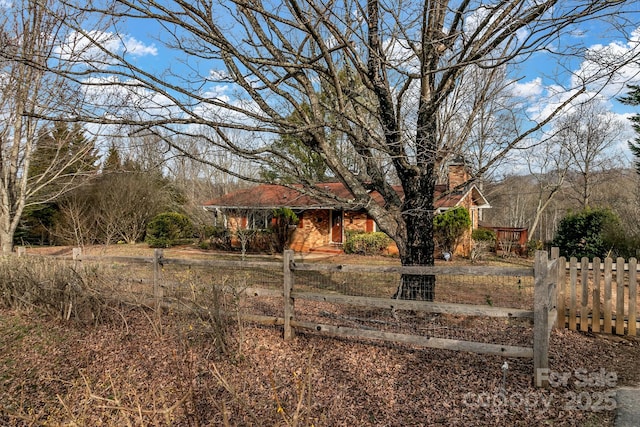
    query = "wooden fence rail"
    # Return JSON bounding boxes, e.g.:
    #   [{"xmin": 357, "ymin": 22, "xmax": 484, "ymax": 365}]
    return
[
  {"xmin": 19, "ymin": 247, "xmax": 558, "ymax": 387},
  {"xmin": 557, "ymin": 256, "xmax": 639, "ymax": 336},
  {"xmin": 285, "ymin": 249, "xmax": 557, "ymax": 387}
]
